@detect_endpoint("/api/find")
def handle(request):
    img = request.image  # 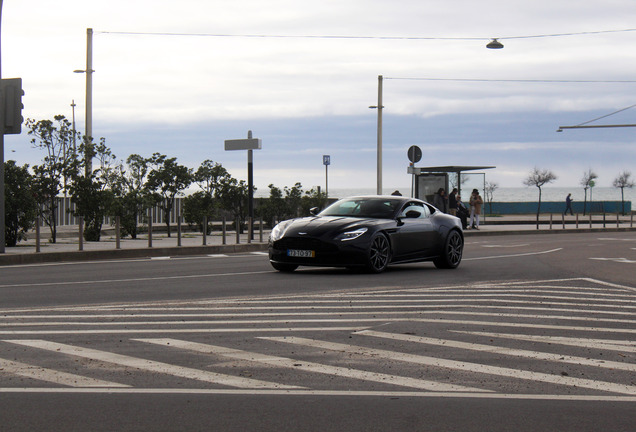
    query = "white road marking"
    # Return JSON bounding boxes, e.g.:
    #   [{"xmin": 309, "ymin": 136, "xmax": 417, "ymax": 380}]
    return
[
  {"xmin": 137, "ymin": 338, "xmax": 489, "ymax": 393},
  {"xmin": 149, "ymin": 256, "xmax": 171, "ymax": 260},
  {"xmin": 0, "ymin": 270, "xmax": 274, "ymax": 289},
  {"xmin": 463, "ymin": 248, "xmax": 562, "ymax": 261},
  {"xmin": 3, "ymin": 340, "xmax": 302, "ymax": 390},
  {"xmin": 590, "ymin": 257, "xmax": 636, "ymax": 264},
  {"xmin": 454, "ymin": 331, "xmax": 636, "ymax": 353},
  {"xmin": 1, "ymin": 387, "xmax": 636, "ymax": 401},
  {"xmin": 0, "ymin": 327, "xmax": 369, "ymax": 335},
  {"xmin": 208, "ymin": 254, "xmax": 229, "ymax": 258},
  {"xmin": 262, "ymin": 336, "xmax": 636, "ymax": 395},
  {"xmin": 251, "ymin": 252, "xmax": 269, "ymax": 256},
  {"xmin": 357, "ymin": 330, "xmax": 636, "ymax": 372},
  {"xmin": 0, "ymin": 358, "xmax": 129, "ymax": 387},
  {"xmin": 480, "ymin": 244, "xmax": 530, "ymax": 248}
]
